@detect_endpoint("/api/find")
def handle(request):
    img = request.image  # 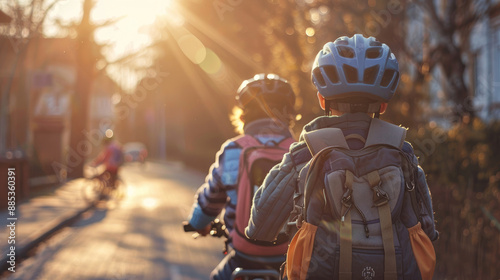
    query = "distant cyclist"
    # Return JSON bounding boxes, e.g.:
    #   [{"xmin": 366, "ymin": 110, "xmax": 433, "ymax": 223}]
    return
[{"xmin": 90, "ymin": 133, "xmax": 124, "ymax": 188}]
